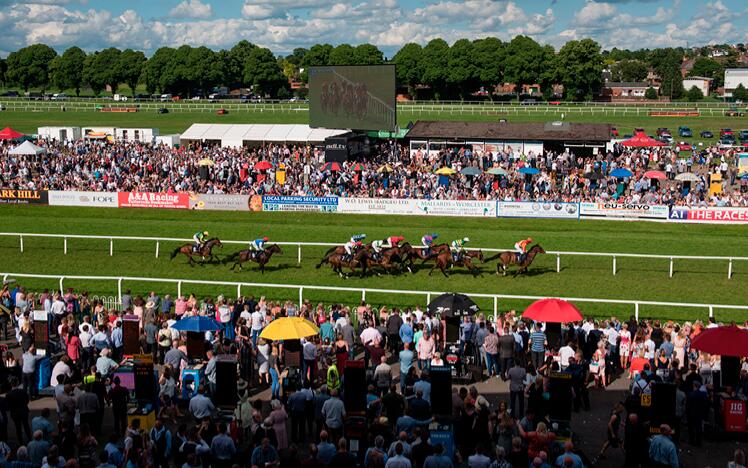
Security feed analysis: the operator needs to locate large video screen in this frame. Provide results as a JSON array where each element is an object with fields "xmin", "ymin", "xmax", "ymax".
[{"xmin": 309, "ymin": 65, "xmax": 396, "ymax": 131}]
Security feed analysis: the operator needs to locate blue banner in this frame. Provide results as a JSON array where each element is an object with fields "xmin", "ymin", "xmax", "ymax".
[{"xmin": 261, "ymin": 195, "xmax": 339, "ymax": 212}]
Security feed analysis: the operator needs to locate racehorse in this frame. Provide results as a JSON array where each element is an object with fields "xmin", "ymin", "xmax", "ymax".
[
  {"xmin": 493, "ymin": 244, "xmax": 546, "ymax": 276},
  {"xmin": 366, "ymin": 247, "xmax": 407, "ymax": 275},
  {"xmin": 170, "ymin": 238, "xmax": 223, "ymax": 266},
  {"xmin": 224, "ymin": 244, "xmax": 283, "ymax": 274},
  {"xmin": 316, "ymin": 248, "xmax": 370, "ymax": 278},
  {"xmin": 429, "ymin": 250, "xmax": 484, "ymax": 277}
]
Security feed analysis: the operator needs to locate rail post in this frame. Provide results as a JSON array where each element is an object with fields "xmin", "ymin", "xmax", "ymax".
[
  {"xmin": 728, "ymin": 259, "xmax": 733, "ymax": 279},
  {"xmin": 64, "ymin": 237, "xmax": 68, "ymax": 255},
  {"xmin": 556, "ymin": 254, "xmax": 560, "ymax": 273},
  {"xmin": 635, "ymin": 302, "xmax": 639, "ymax": 320},
  {"xmin": 117, "ymin": 278, "xmax": 122, "ymax": 303},
  {"xmin": 155, "ymin": 242, "xmax": 160, "ymax": 258},
  {"xmin": 237, "ymin": 284, "xmax": 241, "ymax": 299},
  {"xmin": 613, "ymin": 256, "xmax": 617, "ymax": 275},
  {"xmin": 426, "ymin": 292, "xmax": 431, "ymax": 304},
  {"xmin": 19, "ymin": 235, "xmax": 23, "ymax": 253},
  {"xmin": 59, "ymin": 276, "xmax": 64, "ymax": 292},
  {"xmin": 299, "ymin": 287, "xmax": 303, "ymax": 306},
  {"xmin": 297, "ymin": 245, "xmax": 302, "ymax": 264},
  {"xmin": 110, "ymin": 239, "xmax": 113, "ymax": 256},
  {"xmin": 669, "ymin": 258, "xmax": 673, "ymax": 278},
  {"xmin": 177, "ymin": 281, "xmax": 182, "ymax": 298},
  {"xmin": 493, "ymin": 296, "xmax": 498, "ymax": 317},
  {"xmin": 709, "ymin": 306, "xmax": 714, "ymax": 318},
  {"xmin": 361, "ymin": 289, "xmax": 366, "ymax": 302}
]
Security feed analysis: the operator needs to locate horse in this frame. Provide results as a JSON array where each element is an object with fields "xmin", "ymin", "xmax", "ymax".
[
  {"xmin": 224, "ymin": 244, "xmax": 283, "ymax": 274},
  {"xmin": 429, "ymin": 250, "xmax": 483, "ymax": 277},
  {"xmin": 316, "ymin": 248, "xmax": 370, "ymax": 278},
  {"xmin": 493, "ymin": 244, "xmax": 546, "ymax": 276},
  {"xmin": 366, "ymin": 246, "xmax": 407, "ymax": 275},
  {"xmin": 170, "ymin": 238, "xmax": 223, "ymax": 266}
]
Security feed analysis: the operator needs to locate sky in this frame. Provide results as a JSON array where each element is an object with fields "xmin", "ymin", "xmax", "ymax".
[{"xmin": 0, "ymin": 0, "xmax": 747, "ymax": 57}]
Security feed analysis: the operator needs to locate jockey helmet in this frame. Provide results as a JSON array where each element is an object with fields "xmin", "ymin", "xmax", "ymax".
[
  {"xmin": 397, "ymin": 236, "xmax": 405, "ymax": 242},
  {"xmin": 527, "ymin": 237, "xmax": 533, "ymax": 243},
  {"xmin": 463, "ymin": 237, "xmax": 470, "ymax": 243},
  {"xmin": 431, "ymin": 233, "xmax": 438, "ymax": 238},
  {"xmin": 203, "ymin": 231, "xmax": 209, "ymax": 236},
  {"xmin": 263, "ymin": 236, "xmax": 269, "ymax": 241}
]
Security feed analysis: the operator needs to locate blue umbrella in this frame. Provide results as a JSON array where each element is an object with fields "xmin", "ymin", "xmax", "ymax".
[
  {"xmin": 610, "ymin": 168, "xmax": 633, "ymax": 178},
  {"xmin": 518, "ymin": 167, "xmax": 540, "ymax": 175},
  {"xmin": 741, "ymin": 173, "xmax": 748, "ymax": 180},
  {"xmin": 171, "ymin": 315, "xmax": 222, "ymax": 332}
]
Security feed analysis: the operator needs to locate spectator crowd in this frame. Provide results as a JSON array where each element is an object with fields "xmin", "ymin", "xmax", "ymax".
[{"xmin": 0, "ymin": 280, "xmax": 747, "ymax": 468}]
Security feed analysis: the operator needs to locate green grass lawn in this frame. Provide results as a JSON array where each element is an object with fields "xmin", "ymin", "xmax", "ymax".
[
  {"xmin": 2, "ymin": 107, "xmax": 748, "ymax": 139},
  {"xmin": 0, "ymin": 205, "xmax": 746, "ymax": 322}
]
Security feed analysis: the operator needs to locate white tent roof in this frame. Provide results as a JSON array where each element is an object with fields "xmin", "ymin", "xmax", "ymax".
[
  {"xmin": 180, "ymin": 124, "xmax": 348, "ymax": 144},
  {"xmin": 8, "ymin": 141, "xmax": 46, "ymax": 155}
]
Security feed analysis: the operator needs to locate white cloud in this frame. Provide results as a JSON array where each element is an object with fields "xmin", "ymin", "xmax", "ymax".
[
  {"xmin": 573, "ymin": 1, "xmax": 617, "ymax": 27},
  {"xmin": 169, "ymin": 0, "xmax": 212, "ymax": 20}
]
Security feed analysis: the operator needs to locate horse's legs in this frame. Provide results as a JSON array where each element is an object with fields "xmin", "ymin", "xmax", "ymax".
[{"xmin": 441, "ymin": 265, "xmax": 449, "ymax": 278}]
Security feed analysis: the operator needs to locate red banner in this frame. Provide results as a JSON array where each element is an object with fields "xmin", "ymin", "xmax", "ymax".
[
  {"xmin": 723, "ymin": 399, "xmax": 747, "ymax": 432},
  {"xmin": 117, "ymin": 192, "xmax": 189, "ymax": 209}
]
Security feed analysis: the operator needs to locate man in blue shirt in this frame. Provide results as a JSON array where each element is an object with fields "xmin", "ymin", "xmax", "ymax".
[
  {"xmin": 423, "ymin": 443, "xmax": 453, "ymax": 468},
  {"xmin": 111, "ymin": 321, "xmax": 124, "ymax": 361},
  {"xmin": 251, "ymin": 437, "xmax": 279, "ymax": 468},
  {"xmin": 659, "ymin": 334, "xmax": 674, "ymax": 359},
  {"xmin": 399, "ymin": 318, "xmax": 414, "ymax": 346},
  {"xmin": 316, "ymin": 430, "xmax": 336, "ymax": 466},
  {"xmin": 555, "ymin": 441, "xmax": 585, "ymax": 468},
  {"xmin": 648, "ymin": 424, "xmax": 679, "ymax": 468},
  {"xmin": 399, "ymin": 343, "xmax": 415, "ymax": 393},
  {"xmin": 320, "ymin": 321, "xmax": 335, "ymax": 343}
]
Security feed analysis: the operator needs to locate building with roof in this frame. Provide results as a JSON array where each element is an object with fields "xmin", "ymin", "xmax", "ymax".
[
  {"xmin": 682, "ymin": 76, "xmax": 713, "ymax": 97},
  {"xmin": 179, "ymin": 124, "xmax": 348, "ymax": 148},
  {"xmin": 405, "ymin": 121, "xmax": 612, "ymax": 157},
  {"xmin": 724, "ymin": 68, "xmax": 748, "ymax": 97},
  {"xmin": 602, "ymin": 82, "xmax": 658, "ymax": 99}
]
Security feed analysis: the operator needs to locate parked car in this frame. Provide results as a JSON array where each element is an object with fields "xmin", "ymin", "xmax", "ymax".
[
  {"xmin": 724, "ymin": 107, "xmax": 745, "ymax": 117},
  {"xmin": 0, "ymin": 103, "xmax": 5, "ymax": 111},
  {"xmin": 720, "ymin": 128, "xmax": 734, "ymax": 137},
  {"xmin": 738, "ymin": 129, "xmax": 748, "ymax": 141},
  {"xmin": 157, "ymin": 107, "xmax": 169, "ymax": 114},
  {"xmin": 700, "ymin": 130, "xmax": 714, "ymax": 138},
  {"xmin": 677, "ymin": 126, "xmax": 692, "ymax": 137},
  {"xmin": 676, "ymin": 142, "xmax": 693, "ymax": 151},
  {"xmin": 656, "ymin": 127, "xmax": 670, "ymax": 136},
  {"xmin": 2, "ymin": 90, "xmax": 19, "ymax": 97},
  {"xmin": 51, "ymin": 93, "xmax": 68, "ymax": 101},
  {"xmin": 159, "ymin": 94, "xmax": 173, "ymax": 102}
]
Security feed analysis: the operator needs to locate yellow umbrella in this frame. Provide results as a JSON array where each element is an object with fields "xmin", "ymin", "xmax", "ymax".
[
  {"xmin": 259, "ymin": 317, "xmax": 320, "ymax": 341},
  {"xmin": 198, "ymin": 158, "xmax": 215, "ymax": 166},
  {"xmin": 377, "ymin": 164, "xmax": 394, "ymax": 173},
  {"xmin": 435, "ymin": 167, "xmax": 456, "ymax": 175}
]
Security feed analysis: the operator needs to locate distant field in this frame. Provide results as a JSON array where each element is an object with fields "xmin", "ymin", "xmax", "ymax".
[{"xmin": 1, "ymin": 205, "xmax": 747, "ymax": 323}]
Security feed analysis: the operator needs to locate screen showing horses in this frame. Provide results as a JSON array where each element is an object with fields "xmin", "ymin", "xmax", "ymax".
[{"xmin": 309, "ymin": 65, "xmax": 396, "ymax": 131}]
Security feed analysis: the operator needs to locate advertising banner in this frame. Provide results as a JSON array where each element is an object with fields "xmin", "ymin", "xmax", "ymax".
[
  {"xmin": 669, "ymin": 206, "xmax": 748, "ymax": 223},
  {"xmin": 580, "ymin": 202, "xmax": 669, "ymax": 220},
  {"xmin": 48, "ymin": 190, "xmax": 118, "ymax": 208},
  {"xmin": 117, "ymin": 192, "xmax": 189, "ymax": 209},
  {"xmin": 261, "ymin": 195, "xmax": 338, "ymax": 212},
  {"xmin": 724, "ymin": 400, "xmax": 747, "ymax": 432},
  {"xmin": 499, "ymin": 201, "xmax": 579, "ymax": 219},
  {"xmin": 412, "ymin": 199, "xmax": 497, "ymax": 217},
  {"xmin": 338, "ymin": 197, "xmax": 415, "ymax": 215},
  {"xmin": 0, "ymin": 189, "xmax": 48, "ymax": 205},
  {"xmin": 188, "ymin": 193, "xmax": 250, "ymax": 211}
]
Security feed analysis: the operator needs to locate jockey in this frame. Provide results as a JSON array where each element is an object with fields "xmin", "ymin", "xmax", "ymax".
[
  {"xmin": 450, "ymin": 237, "xmax": 469, "ymax": 262},
  {"xmin": 382, "ymin": 235, "xmax": 404, "ymax": 250},
  {"xmin": 421, "ymin": 233, "xmax": 438, "ymax": 256},
  {"xmin": 250, "ymin": 236, "xmax": 269, "ymax": 256},
  {"xmin": 344, "ymin": 234, "xmax": 366, "ymax": 259},
  {"xmin": 193, "ymin": 231, "xmax": 209, "ymax": 252},
  {"xmin": 514, "ymin": 237, "xmax": 533, "ymax": 262}
]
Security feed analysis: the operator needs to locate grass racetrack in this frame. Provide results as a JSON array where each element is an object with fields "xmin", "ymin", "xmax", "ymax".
[{"xmin": 0, "ymin": 205, "xmax": 747, "ymax": 322}]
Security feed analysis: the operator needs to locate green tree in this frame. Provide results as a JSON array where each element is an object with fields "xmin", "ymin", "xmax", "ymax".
[
  {"xmin": 352, "ymin": 44, "xmax": 384, "ymax": 65},
  {"xmin": 655, "ymin": 49, "xmax": 684, "ymax": 99},
  {"xmin": 645, "ymin": 87, "xmax": 658, "ymax": 100},
  {"xmin": 391, "ymin": 43, "xmax": 423, "ymax": 98},
  {"xmin": 689, "ymin": 57, "xmax": 723, "ymax": 88},
  {"xmin": 471, "ymin": 37, "xmax": 504, "ymax": 94},
  {"xmin": 329, "ymin": 44, "xmax": 356, "ymax": 65},
  {"xmin": 447, "ymin": 39, "xmax": 479, "ymax": 100},
  {"xmin": 51, "ymin": 46, "xmax": 86, "ymax": 95},
  {"xmin": 160, "ymin": 46, "xmax": 193, "ymax": 96},
  {"xmin": 82, "ymin": 48, "xmax": 122, "ymax": 95},
  {"xmin": 286, "ymin": 48, "xmax": 308, "ymax": 67},
  {"xmin": 733, "ymin": 83, "xmax": 748, "ymax": 101},
  {"xmin": 243, "ymin": 47, "xmax": 287, "ymax": 97},
  {"xmin": 187, "ymin": 47, "xmax": 224, "ymax": 97},
  {"xmin": 118, "ymin": 49, "xmax": 146, "ymax": 96},
  {"xmin": 143, "ymin": 47, "xmax": 174, "ymax": 94},
  {"xmin": 0, "ymin": 58, "xmax": 5, "ymax": 86},
  {"xmin": 555, "ymin": 39, "xmax": 604, "ymax": 101},
  {"xmin": 686, "ymin": 85, "xmax": 704, "ymax": 102},
  {"xmin": 420, "ymin": 38, "xmax": 450, "ymax": 99},
  {"xmin": 503, "ymin": 36, "xmax": 550, "ymax": 90},
  {"xmin": 300, "ymin": 44, "xmax": 333, "ymax": 82},
  {"xmin": 227, "ymin": 40, "xmax": 256, "ymax": 87},
  {"xmin": 5, "ymin": 43, "xmax": 58, "ymax": 92},
  {"xmin": 610, "ymin": 59, "xmax": 648, "ymax": 82}
]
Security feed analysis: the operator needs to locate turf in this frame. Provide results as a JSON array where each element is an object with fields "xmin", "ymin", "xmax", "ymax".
[
  {"xmin": 1, "ymin": 108, "xmax": 748, "ymax": 141},
  {"xmin": 0, "ymin": 205, "xmax": 746, "ymax": 323}
]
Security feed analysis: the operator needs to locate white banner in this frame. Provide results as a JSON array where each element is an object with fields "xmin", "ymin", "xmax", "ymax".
[
  {"xmin": 338, "ymin": 198, "xmax": 496, "ymax": 217},
  {"xmin": 669, "ymin": 206, "xmax": 748, "ymax": 223},
  {"xmin": 189, "ymin": 193, "xmax": 250, "ymax": 211},
  {"xmin": 48, "ymin": 190, "xmax": 118, "ymax": 208},
  {"xmin": 580, "ymin": 202, "xmax": 669, "ymax": 220},
  {"xmin": 499, "ymin": 201, "xmax": 579, "ymax": 219}
]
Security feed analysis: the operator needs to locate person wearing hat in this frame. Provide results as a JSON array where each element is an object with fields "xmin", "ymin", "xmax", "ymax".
[
  {"xmin": 648, "ymin": 424, "xmax": 679, "ymax": 468},
  {"xmin": 234, "ymin": 381, "xmax": 252, "ymax": 441},
  {"xmin": 514, "ymin": 237, "xmax": 534, "ymax": 263}
]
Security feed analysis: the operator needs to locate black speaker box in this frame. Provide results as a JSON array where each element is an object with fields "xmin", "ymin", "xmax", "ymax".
[
  {"xmin": 430, "ymin": 365, "xmax": 452, "ymax": 416},
  {"xmin": 651, "ymin": 383, "xmax": 676, "ymax": 429},
  {"xmin": 549, "ymin": 372, "xmax": 573, "ymax": 421},
  {"xmin": 214, "ymin": 355, "xmax": 238, "ymax": 407},
  {"xmin": 344, "ymin": 360, "xmax": 366, "ymax": 413},
  {"xmin": 721, "ymin": 356, "xmax": 740, "ymax": 389}
]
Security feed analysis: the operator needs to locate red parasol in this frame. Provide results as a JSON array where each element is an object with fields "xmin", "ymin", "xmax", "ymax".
[
  {"xmin": 690, "ymin": 325, "xmax": 748, "ymax": 357},
  {"xmin": 522, "ymin": 298, "xmax": 583, "ymax": 323},
  {"xmin": 0, "ymin": 127, "xmax": 24, "ymax": 140},
  {"xmin": 620, "ymin": 131, "xmax": 667, "ymax": 147},
  {"xmin": 321, "ymin": 162, "xmax": 342, "ymax": 172},
  {"xmin": 644, "ymin": 170, "xmax": 667, "ymax": 180},
  {"xmin": 351, "ymin": 163, "xmax": 365, "ymax": 171},
  {"xmin": 254, "ymin": 161, "xmax": 272, "ymax": 170}
]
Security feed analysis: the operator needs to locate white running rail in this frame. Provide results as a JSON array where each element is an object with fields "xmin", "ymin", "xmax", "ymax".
[
  {"xmin": 2, "ymin": 272, "xmax": 747, "ymax": 321},
  {"xmin": 0, "ymin": 232, "xmax": 745, "ymax": 279}
]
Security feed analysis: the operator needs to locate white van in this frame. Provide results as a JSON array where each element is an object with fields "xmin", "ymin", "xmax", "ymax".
[{"xmin": 160, "ymin": 94, "xmax": 173, "ymax": 102}]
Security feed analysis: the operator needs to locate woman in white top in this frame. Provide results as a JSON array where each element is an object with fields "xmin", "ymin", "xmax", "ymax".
[
  {"xmin": 430, "ymin": 352, "xmax": 444, "ymax": 367},
  {"xmin": 257, "ymin": 338, "xmax": 271, "ymax": 385}
]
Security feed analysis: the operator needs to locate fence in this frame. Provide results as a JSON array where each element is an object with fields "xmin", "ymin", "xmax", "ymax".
[
  {"xmin": 1, "ymin": 232, "xmax": 744, "ymax": 279},
  {"xmin": 2, "ymin": 272, "xmax": 746, "ymax": 320}
]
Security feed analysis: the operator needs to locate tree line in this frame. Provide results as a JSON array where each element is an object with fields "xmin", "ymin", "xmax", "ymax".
[{"xmin": 0, "ymin": 37, "xmax": 738, "ymax": 100}]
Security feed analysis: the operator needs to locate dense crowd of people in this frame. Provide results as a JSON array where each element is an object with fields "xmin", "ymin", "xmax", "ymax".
[
  {"xmin": 1, "ymin": 138, "xmax": 746, "ymax": 206},
  {"xmin": 0, "ymin": 281, "xmax": 747, "ymax": 468}
]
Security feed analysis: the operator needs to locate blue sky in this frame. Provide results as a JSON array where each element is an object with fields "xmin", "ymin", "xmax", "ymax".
[{"xmin": 0, "ymin": 0, "xmax": 746, "ymax": 57}]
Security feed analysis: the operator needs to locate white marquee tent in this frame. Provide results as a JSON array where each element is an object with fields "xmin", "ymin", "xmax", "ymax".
[
  {"xmin": 8, "ymin": 141, "xmax": 46, "ymax": 156},
  {"xmin": 180, "ymin": 124, "xmax": 349, "ymax": 148}
]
